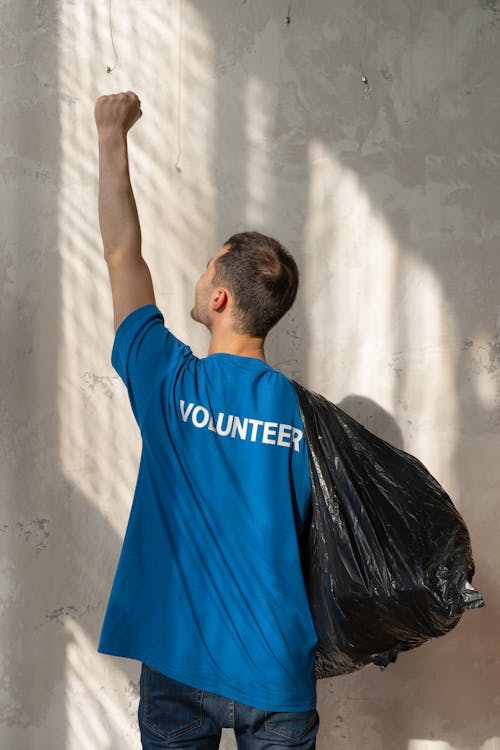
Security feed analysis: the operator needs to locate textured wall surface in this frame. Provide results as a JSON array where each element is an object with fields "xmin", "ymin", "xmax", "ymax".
[{"xmin": 1, "ymin": 1, "xmax": 499, "ymax": 748}]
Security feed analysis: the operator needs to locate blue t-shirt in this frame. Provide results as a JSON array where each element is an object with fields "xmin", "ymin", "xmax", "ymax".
[{"xmin": 97, "ymin": 304, "xmax": 318, "ymax": 711}]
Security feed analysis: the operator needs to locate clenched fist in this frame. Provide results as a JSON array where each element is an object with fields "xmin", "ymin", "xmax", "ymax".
[{"xmin": 94, "ymin": 91, "xmax": 142, "ymax": 137}]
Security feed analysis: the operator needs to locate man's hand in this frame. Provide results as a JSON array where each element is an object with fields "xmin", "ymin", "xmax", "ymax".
[{"xmin": 94, "ymin": 91, "xmax": 142, "ymax": 138}]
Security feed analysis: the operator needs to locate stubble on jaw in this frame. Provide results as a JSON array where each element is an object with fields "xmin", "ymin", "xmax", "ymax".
[
  {"xmin": 190, "ymin": 283, "xmax": 212, "ymax": 327},
  {"xmin": 190, "ymin": 246, "xmax": 227, "ymax": 326}
]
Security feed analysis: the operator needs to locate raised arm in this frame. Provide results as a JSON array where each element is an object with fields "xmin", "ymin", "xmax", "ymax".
[{"xmin": 95, "ymin": 91, "xmax": 155, "ymax": 333}]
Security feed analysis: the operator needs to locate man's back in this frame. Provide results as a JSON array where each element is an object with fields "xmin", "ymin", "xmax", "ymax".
[{"xmin": 98, "ymin": 304, "xmax": 318, "ymax": 712}]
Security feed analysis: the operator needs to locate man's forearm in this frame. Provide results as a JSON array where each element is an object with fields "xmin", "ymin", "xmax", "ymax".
[{"xmin": 98, "ymin": 132, "xmax": 141, "ymax": 259}]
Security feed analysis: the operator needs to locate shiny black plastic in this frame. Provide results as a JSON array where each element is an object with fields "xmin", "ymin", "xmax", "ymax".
[{"xmin": 291, "ymin": 381, "xmax": 485, "ymax": 679}]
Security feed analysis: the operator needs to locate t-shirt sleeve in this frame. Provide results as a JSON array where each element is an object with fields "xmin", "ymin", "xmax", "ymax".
[{"xmin": 111, "ymin": 304, "xmax": 193, "ymax": 429}]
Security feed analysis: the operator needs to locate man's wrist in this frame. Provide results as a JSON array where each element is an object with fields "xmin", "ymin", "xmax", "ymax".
[
  {"xmin": 98, "ymin": 128, "xmax": 127, "ymax": 148},
  {"xmin": 98, "ymin": 129, "xmax": 130, "ymax": 180}
]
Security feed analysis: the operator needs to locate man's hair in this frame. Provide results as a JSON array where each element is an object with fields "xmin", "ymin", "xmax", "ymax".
[{"xmin": 213, "ymin": 231, "xmax": 299, "ymax": 338}]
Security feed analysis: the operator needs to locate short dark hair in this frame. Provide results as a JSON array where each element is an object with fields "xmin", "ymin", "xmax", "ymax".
[{"xmin": 213, "ymin": 231, "xmax": 299, "ymax": 338}]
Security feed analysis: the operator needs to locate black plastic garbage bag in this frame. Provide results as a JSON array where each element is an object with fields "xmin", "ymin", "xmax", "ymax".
[{"xmin": 291, "ymin": 380, "xmax": 485, "ymax": 680}]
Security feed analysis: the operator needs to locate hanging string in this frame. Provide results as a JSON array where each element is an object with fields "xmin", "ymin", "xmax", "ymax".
[
  {"xmin": 104, "ymin": 0, "xmax": 183, "ymax": 172},
  {"xmin": 106, "ymin": 0, "xmax": 117, "ymax": 72},
  {"xmin": 175, "ymin": 0, "xmax": 184, "ymax": 173}
]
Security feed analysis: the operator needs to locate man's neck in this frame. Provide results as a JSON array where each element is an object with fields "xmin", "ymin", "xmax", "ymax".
[{"xmin": 207, "ymin": 330, "xmax": 266, "ymax": 361}]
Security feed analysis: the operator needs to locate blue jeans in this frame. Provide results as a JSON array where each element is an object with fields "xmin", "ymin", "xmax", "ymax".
[{"xmin": 138, "ymin": 663, "xmax": 320, "ymax": 749}]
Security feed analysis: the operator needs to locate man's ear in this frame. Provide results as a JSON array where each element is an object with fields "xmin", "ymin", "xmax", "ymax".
[{"xmin": 212, "ymin": 287, "xmax": 228, "ymax": 313}]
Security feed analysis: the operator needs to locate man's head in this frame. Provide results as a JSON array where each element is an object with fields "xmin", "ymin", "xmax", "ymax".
[{"xmin": 191, "ymin": 231, "xmax": 299, "ymax": 339}]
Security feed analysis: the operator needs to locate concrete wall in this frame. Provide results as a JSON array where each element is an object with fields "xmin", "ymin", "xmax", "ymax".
[{"xmin": 1, "ymin": 0, "xmax": 498, "ymax": 747}]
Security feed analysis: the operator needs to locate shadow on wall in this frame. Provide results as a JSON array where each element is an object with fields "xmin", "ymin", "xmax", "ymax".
[
  {"xmin": 336, "ymin": 395, "xmax": 405, "ymax": 449},
  {"xmin": 1, "ymin": 0, "xmax": 72, "ymax": 747}
]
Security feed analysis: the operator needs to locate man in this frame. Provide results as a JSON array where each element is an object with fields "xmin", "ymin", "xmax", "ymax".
[{"xmin": 95, "ymin": 91, "xmax": 320, "ymax": 750}]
